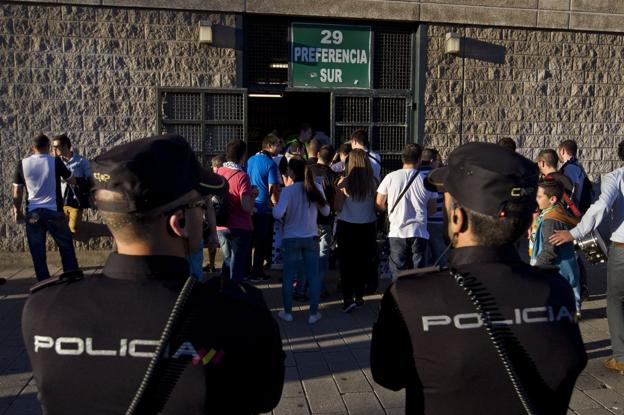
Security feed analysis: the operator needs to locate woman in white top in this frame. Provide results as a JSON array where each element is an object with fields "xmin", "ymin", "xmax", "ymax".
[
  {"xmin": 273, "ymin": 158, "xmax": 330, "ymax": 324},
  {"xmin": 334, "ymin": 149, "xmax": 379, "ymax": 313}
]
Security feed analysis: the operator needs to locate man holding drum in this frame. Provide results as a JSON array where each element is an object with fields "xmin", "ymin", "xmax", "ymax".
[{"xmin": 551, "ymin": 140, "xmax": 624, "ymax": 374}]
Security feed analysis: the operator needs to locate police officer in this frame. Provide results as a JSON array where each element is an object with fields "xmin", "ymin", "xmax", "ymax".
[
  {"xmin": 370, "ymin": 142, "xmax": 586, "ymax": 414},
  {"xmin": 22, "ymin": 134, "xmax": 285, "ymax": 414}
]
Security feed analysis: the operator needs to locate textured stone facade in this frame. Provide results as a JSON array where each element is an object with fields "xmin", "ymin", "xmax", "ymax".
[
  {"xmin": 0, "ymin": 3, "xmax": 240, "ymax": 251},
  {"xmin": 423, "ymin": 24, "xmax": 624, "ymax": 180}
]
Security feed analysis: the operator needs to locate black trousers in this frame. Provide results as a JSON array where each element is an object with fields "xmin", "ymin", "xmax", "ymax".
[{"xmin": 336, "ymin": 220, "xmax": 378, "ymax": 305}]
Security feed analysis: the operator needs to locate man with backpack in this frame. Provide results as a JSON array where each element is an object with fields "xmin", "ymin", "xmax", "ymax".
[
  {"xmin": 558, "ymin": 139, "xmax": 594, "ymax": 214},
  {"xmin": 375, "ymin": 143, "xmax": 437, "ymax": 279},
  {"xmin": 215, "ymin": 139, "xmax": 258, "ymax": 282}
]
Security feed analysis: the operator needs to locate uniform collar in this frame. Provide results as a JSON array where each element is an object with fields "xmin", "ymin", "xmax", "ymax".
[
  {"xmin": 448, "ymin": 244, "xmax": 521, "ymax": 268},
  {"xmin": 103, "ymin": 253, "xmax": 189, "ymax": 281}
]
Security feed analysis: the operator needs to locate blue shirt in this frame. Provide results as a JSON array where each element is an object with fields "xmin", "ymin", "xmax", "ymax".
[
  {"xmin": 570, "ymin": 167, "xmax": 624, "ymax": 243},
  {"xmin": 61, "ymin": 152, "xmax": 92, "ymax": 208},
  {"xmin": 246, "ymin": 151, "xmax": 279, "ymax": 214},
  {"xmin": 561, "ymin": 157, "xmax": 586, "ymax": 208}
]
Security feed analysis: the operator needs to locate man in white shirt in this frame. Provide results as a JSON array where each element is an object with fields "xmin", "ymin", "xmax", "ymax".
[
  {"xmin": 550, "ymin": 140, "xmax": 624, "ymax": 374},
  {"xmin": 350, "ymin": 129, "xmax": 382, "ymax": 180},
  {"xmin": 12, "ymin": 134, "xmax": 79, "ymax": 281},
  {"xmin": 376, "ymin": 143, "xmax": 438, "ymax": 279}
]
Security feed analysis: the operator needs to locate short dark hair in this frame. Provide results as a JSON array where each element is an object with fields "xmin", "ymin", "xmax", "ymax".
[
  {"xmin": 32, "ymin": 133, "xmax": 50, "ymax": 150},
  {"xmin": 539, "ymin": 179, "xmax": 564, "ymax": 203},
  {"xmin": 96, "ymin": 190, "xmax": 160, "ymax": 243},
  {"xmin": 308, "ymin": 138, "xmax": 321, "ymax": 156},
  {"xmin": 537, "ymin": 149, "xmax": 558, "ymax": 168},
  {"xmin": 350, "ymin": 129, "xmax": 369, "ymax": 147},
  {"xmin": 402, "ymin": 143, "xmax": 423, "ymax": 165},
  {"xmin": 619, "ymin": 140, "xmax": 624, "ymax": 161},
  {"xmin": 465, "ymin": 205, "xmax": 533, "ymax": 247},
  {"xmin": 318, "ymin": 144, "xmax": 335, "ymax": 164},
  {"xmin": 497, "ymin": 137, "xmax": 517, "ymax": 152},
  {"xmin": 421, "ymin": 148, "xmax": 439, "ymax": 166},
  {"xmin": 262, "ymin": 133, "xmax": 280, "ymax": 149},
  {"xmin": 339, "ymin": 142, "xmax": 352, "ymax": 155},
  {"xmin": 52, "ymin": 133, "xmax": 71, "ymax": 148},
  {"xmin": 225, "ymin": 139, "xmax": 247, "ymax": 163},
  {"xmin": 558, "ymin": 139, "xmax": 578, "ymax": 156}
]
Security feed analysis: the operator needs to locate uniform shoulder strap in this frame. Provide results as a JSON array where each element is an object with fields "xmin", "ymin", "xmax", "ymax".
[{"xmin": 30, "ymin": 270, "xmax": 84, "ymax": 294}]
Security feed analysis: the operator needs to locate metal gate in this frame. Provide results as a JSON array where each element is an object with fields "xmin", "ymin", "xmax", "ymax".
[
  {"xmin": 332, "ymin": 93, "xmax": 411, "ymax": 176},
  {"xmin": 157, "ymin": 88, "xmax": 247, "ymax": 166}
]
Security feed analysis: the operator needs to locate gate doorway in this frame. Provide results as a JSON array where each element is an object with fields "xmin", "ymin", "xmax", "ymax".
[{"xmin": 247, "ymin": 91, "xmax": 331, "ymax": 153}]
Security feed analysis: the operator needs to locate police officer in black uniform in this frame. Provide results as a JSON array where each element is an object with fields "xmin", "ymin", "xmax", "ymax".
[
  {"xmin": 22, "ymin": 134, "xmax": 285, "ymax": 414},
  {"xmin": 370, "ymin": 142, "xmax": 587, "ymax": 414}
]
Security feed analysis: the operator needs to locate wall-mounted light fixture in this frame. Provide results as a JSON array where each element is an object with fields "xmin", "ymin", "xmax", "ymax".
[
  {"xmin": 445, "ymin": 32, "xmax": 461, "ymax": 55},
  {"xmin": 248, "ymin": 93, "xmax": 284, "ymax": 98},
  {"xmin": 199, "ymin": 21, "xmax": 213, "ymax": 44}
]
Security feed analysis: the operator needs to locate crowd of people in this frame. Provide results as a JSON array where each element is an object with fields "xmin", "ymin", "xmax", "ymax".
[{"xmin": 9, "ymin": 125, "xmax": 624, "ymax": 414}]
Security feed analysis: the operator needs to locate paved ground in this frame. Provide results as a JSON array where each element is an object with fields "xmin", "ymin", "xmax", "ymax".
[{"xmin": 0, "ymin": 259, "xmax": 621, "ymax": 415}]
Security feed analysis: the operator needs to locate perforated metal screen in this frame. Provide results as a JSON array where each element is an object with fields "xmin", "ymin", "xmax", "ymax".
[{"xmin": 158, "ymin": 89, "xmax": 246, "ymax": 165}]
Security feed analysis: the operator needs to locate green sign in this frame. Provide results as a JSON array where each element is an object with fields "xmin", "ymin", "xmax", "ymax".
[{"xmin": 291, "ymin": 23, "xmax": 371, "ymax": 89}]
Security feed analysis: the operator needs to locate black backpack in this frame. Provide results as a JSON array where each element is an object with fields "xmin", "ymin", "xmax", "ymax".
[
  {"xmin": 578, "ymin": 174, "xmax": 594, "ymax": 214},
  {"xmin": 211, "ymin": 170, "xmax": 240, "ymax": 227}
]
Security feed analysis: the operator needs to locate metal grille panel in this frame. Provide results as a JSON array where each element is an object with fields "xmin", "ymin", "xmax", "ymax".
[
  {"xmin": 373, "ymin": 97, "xmax": 407, "ymax": 123},
  {"xmin": 373, "ymin": 126, "xmax": 407, "ymax": 153},
  {"xmin": 246, "ymin": 18, "xmax": 288, "ymax": 86},
  {"xmin": 205, "ymin": 125, "xmax": 244, "ymax": 154},
  {"xmin": 205, "ymin": 94, "xmax": 244, "ymax": 121},
  {"xmin": 374, "ymin": 29, "xmax": 411, "ymax": 90},
  {"xmin": 162, "ymin": 93, "xmax": 201, "ymax": 121},
  {"xmin": 164, "ymin": 123, "xmax": 203, "ymax": 152},
  {"xmin": 335, "ymin": 96, "xmax": 370, "ymax": 123},
  {"xmin": 334, "ymin": 125, "xmax": 369, "ymax": 144},
  {"xmin": 381, "ymin": 154, "xmax": 402, "ymax": 177}
]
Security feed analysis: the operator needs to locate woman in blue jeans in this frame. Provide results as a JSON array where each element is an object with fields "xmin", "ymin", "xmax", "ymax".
[{"xmin": 273, "ymin": 158, "xmax": 330, "ymax": 324}]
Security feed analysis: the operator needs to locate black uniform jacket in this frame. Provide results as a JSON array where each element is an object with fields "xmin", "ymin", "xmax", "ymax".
[
  {"xmin": 22, "ymin": 254, "xmax": 285, "ymax": 415},
  {"xmin": 371, "ymin": 245, "xmax": 587, "ymax": 414}
]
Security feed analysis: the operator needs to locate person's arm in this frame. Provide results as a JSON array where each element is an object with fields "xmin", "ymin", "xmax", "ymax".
[
  {"xmin": 272, "ymin": 187, "xmax": 287, "ymax": 220},
  {"xmin": 427, "ymin": 196, "xmax": 437, "ymax": 217},
  {"xmin": 268, "ymin": 162, "xmax": 281, "ymax": 205},
  {"xmin": 371, "ymin": 287, "xmax": 419, "ymax": 392},
  {"xmin": 12, "ymin": 161, "xmax": 25, "ymax": 222},
  {"xmin": 204, "ymin": 201, "xmax": 219, "ymax": 249},
  {"xmin": 317, "ymin": 184, "xmax": 330, "ymax": 217},
  {"xmin": 239, "ymin": 175, "xmax": 257, "ymax": 215},
  {"xmin": 55, "ymin": 157, "xmax": 76, "ymax": 185},
  {"xmin": 550, "ymin": 172, "xmax": 619, "ymax": 245},
  {"xmin": 535, "ymin": 220, "xmax": 559, "ymax": 266},
  {"xmin": 334, "ymin": 177, "xmax": 347, "ymax": 212},
  {"xmin": 376, "ymin": 193, "xmax": 388, "ymax": 212}
]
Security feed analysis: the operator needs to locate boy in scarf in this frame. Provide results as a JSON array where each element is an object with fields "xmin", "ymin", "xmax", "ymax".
[{"xmin": 530, "ymin": 179, "xmax": 581, "ymax": 310}]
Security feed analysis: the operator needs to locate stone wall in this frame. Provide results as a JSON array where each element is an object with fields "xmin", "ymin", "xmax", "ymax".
[
  {"xmin": 423, "ymin": 24, "xmax": 624, "ymax": 180},
  {"xmin": 0, "ymin": 2, "xmax": 240, "ymax": 251},
  {"xmin": 9, "ymin": 1, "xmax": 624, "ymax": 34}
]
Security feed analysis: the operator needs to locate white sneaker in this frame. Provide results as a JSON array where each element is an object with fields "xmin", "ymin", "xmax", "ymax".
[
  {"xmin": 308, "ymin": 312, "xmax": 322, "ymax": 324},
  {"xmin": 278, "ymin": 311, "xmax": 293, "ymax": 322}
]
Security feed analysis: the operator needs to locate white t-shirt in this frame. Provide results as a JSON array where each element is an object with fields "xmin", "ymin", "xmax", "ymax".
[
  {"xmin": 272, "ymin": 182, "xmax": 330, "ymax": 239},
  {"xmin": 377, "ymin": 168, "xmax": 438, "ymax": 238}
]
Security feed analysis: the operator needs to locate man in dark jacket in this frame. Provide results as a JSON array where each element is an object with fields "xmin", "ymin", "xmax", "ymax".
[
  {"xmin": 22, "ymin": 134, "xmax": 285, "ymax": 415},
  {"xmin": 371, "ymin": 142, "xmax": 587, "ymax": 414}
]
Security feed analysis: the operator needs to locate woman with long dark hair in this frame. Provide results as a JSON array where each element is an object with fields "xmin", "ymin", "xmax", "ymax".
[
  {"xmin": 334, "ymin": 149, "xmax": 379, "ymax": 312},
  {"xmin": 273, "ymin": 158, "xmax": 330, "ymax": 324}
]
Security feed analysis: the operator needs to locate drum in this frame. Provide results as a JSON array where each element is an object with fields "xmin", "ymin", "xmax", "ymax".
[{"xmin": 574, "ymin": 231, "xmax": 609, "ymax": 264}]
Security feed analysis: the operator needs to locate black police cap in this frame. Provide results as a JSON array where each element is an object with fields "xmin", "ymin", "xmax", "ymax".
[
  {"xmin": 426, "ymin": 142, "xmax": 538, "ymax": 217},
  {"xmin": 91, "ymin": 134, "xmax": 226, "ymax": 215}
]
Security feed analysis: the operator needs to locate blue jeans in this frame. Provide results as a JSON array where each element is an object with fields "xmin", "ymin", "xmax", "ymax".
[
  {"xmin": 218, "ymin": 228, "xmax": 252, "ymax": 282},
  {"xmin": 607, "ymin": 244, "xmax": 624, "ymax": 362},
  {"xmin": 25, "ymin": 208, "xmax": 79, "ymax": 281},
  {"xmin": 388, "ymin": 237, "xmax": 427, "ymax": 280},
  {"xmin": 282, "ymin": 237, "xmax": 320, "ymax": 315},
  {"xmin": 296, "ymin": 224, "xmax": 332, "ymax": 295},
  {"xmin": 250, "ymin": 213, "xmax": 273, "ymax": 278}
]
